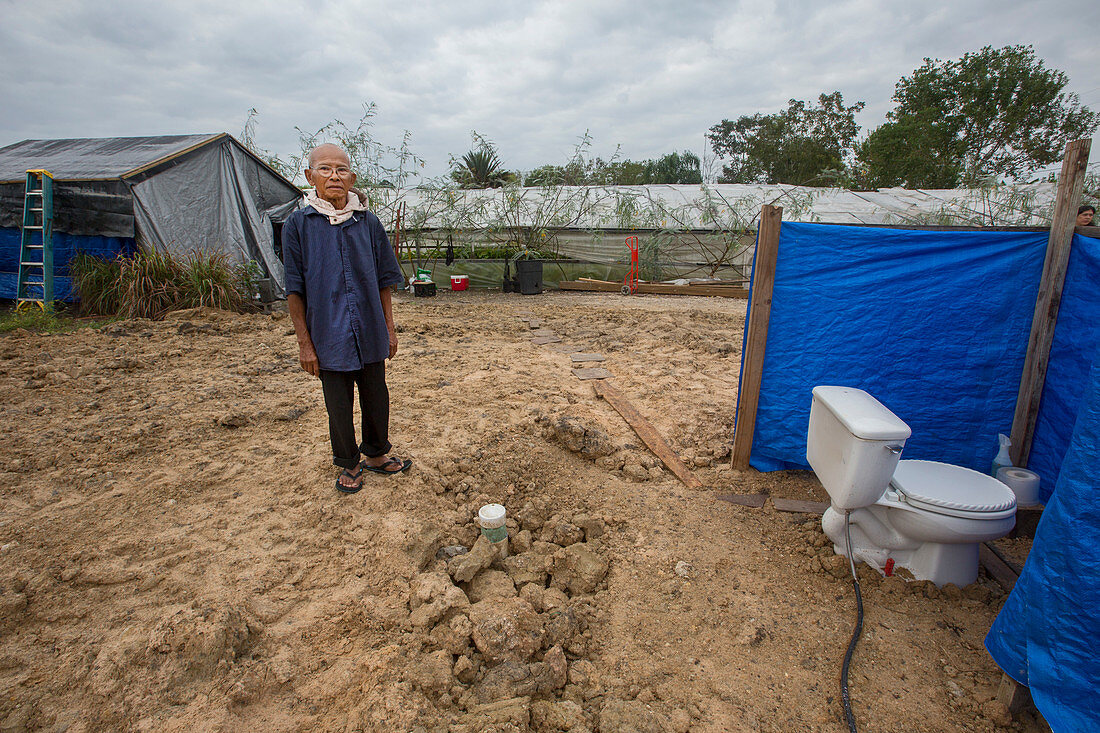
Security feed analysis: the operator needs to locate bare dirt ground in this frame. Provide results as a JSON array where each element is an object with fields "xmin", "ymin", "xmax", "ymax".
[{"xmin": 0, "ymin": 291, "xmax": 1043, "ymax": 732}]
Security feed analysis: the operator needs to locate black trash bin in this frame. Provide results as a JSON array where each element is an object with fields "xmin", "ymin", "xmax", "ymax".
[{"xmin": 515, "ymin": 259, "xmax": 543, "ymax": 295}]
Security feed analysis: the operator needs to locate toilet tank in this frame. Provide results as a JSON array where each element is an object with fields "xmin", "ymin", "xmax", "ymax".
[{"xmin": 806, "ymin": 386, "xmax": 912, "ymax": 510}]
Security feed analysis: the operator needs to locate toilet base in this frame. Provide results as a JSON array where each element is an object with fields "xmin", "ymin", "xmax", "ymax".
[
  {"xmin": 822, "ymin": 505, "xmax": 999, "ymax": 587},
  {"xmin": 829, "ymin": 538, "xmax": 980, "ymax": 588}
]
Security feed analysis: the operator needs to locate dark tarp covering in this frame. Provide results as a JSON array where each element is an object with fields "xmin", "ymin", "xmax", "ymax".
[
  {"xmin": 0, "ymin": 134, "xmax": 301, "ymax": 299},
  {"xmin": 0, "ymin": 180, "xmax": 133, "ymax": 237},
  {"xmin": 129, "ymin": 139, "xmax": 298, "ymax": 294},
  {"xmin": 985, "ymin": 345, "xmax": 1100, "ymax": 732},
  {"xmin": 0, "ymin": 134, "xmax": 218, "ymax": 182}
]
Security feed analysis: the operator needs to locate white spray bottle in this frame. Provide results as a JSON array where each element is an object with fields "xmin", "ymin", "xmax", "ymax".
[{"xmin": 991, "ymin": 434, "xmax": 1013, "ymax": 478}]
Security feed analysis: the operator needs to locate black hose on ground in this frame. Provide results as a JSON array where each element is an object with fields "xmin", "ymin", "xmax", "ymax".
[{"xmin": 841, "ymin": 511, "xmax": 863, "ymax": 733}]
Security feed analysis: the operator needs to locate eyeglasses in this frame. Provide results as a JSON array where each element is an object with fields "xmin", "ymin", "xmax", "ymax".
[{"xmin": 310, "ymin": 165, "xmax": 352, "ymax": 177}]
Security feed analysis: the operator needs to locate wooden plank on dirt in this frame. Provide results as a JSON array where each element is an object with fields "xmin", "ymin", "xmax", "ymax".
[
  {"xmin": 532, "ymin": 335, "xmax": 562, "ymax": 345},
  {"xmin": 531, "ymin": 329, "xmax": 557, "ymax": 337},
  {"xmin": 570, "ymin": 353, "xmax": 606, "ymax": 363},
  {"xmin": 979, "ymin": 542, "xmax": 1019, "ymax": 591},
  {"xmin": 1010, "ymin": 139, "xmax": 1091, "ymax": 466},
  {"xmin": 592, "ymin": 381, "xmax": 703, "ymax": 489},
  {"xmin": 731, "ymin": 204, "xmax": 783, "ymax": 470},
  {"xmin": 572, "ymin": 367, "xmax": 612, "ymax": 380},
  {"xmin": 771, "ymin": 498, "xmax": 829, "ymax": 515},
  {"xmin": 715, "ymin": 493, "xmax": 767, "ymax": 508},
  {"xmin": 996, "ymin": 672, "xmax": 1033, "ymax": 713},
  {"xmin": 558, "ymin": 280, "xmax": 749, "ymax": 298}
]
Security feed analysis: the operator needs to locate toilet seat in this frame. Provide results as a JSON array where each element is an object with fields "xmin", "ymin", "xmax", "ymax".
[{"xmin": 888, "ymin": 460, "xmax": 1017, "ymax": 520}]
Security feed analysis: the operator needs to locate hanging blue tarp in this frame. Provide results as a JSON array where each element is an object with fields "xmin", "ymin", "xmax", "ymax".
[
  {"xmin": 1027, "ymin": 234, "xmax": 1100, "ymax": 500},
  {"xmin": 0, "ymin": 226, "xmax": 136, "ymax": 301},
  {"xmin": 742, "ymin": 222, "xmax": 1049, "ymax": 473},
  {"xmin": 985, "ymin": 346, "xmax": 1100, "ymax": 732}
]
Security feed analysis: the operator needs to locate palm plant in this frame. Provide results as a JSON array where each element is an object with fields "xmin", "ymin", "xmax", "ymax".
[{"xmin": 453, "ymin": 144, "xmax": 509, "ymax": 189}]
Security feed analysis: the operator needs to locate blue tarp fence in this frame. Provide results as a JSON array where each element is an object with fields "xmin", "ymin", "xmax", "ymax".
[
  {"xmin": 740, "ymin": 223, "xmax": 1098, "ymax": 499},
  {"xmin": 737, "ymin": 222, "xmax": 1100, "ymax": 730},
  {"xmin": 985, "ymin": 347, "xmax": 1100, "ymax": 732},
  {"xmin": 0, "ymin": 226, "xmax": 136, "ymax": 301}
]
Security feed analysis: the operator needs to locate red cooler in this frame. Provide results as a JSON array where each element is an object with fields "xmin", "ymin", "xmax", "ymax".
[{"xmin": 450, "ymin": 275, "xmax": 469, "ymax": 291}]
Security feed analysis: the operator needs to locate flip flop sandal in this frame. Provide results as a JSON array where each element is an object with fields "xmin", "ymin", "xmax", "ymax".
[
  {"xmin": 363, "ymin": 457, "xmax": 413, "ymax": 476},
  {"xmin": 335, "ymin": 465, "xmax": 364, "ymax": 493}
]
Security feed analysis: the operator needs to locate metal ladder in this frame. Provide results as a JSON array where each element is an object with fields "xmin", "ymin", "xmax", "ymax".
[{"xmin": 17, "ymin": 169, "xmax": 54, "ymax": 309}]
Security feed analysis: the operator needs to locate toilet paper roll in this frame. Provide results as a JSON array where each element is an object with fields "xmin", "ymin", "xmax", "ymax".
[{"xmin": 996, "ymin": 467, "xmax": 1041, "ymax": 507}]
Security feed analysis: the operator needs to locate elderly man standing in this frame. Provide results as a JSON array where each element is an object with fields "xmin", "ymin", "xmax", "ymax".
[{"xmin": 283, "ymin": 143, "xmax": 411, "ymax": 493}]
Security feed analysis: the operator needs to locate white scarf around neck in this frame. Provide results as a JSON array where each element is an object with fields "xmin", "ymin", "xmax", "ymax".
[{"xmin": 305, "ymin": 189, "xmax": 365, "ymax": 225}]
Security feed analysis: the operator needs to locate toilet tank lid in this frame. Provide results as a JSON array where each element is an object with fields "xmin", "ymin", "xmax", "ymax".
[{"xmin": 811, "ymin": 386, "xmax": 912, "ymax": 441}]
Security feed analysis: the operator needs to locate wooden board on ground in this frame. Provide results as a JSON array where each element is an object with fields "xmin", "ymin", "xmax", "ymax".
[
  {"xmin": 592, "ymin": 381, "xmax": 703, "ymax": 489},
  {"xmin": 715, "ymin": 493, "xmax": 767, "ymax": 508},
  {"xmin": 548, "ymin": 343, "xmax": 583, "ymax": 353},
  {"xmin": 979, "ymin": 543, "xmax": 1019, "ymax": 591},
  {"xmin": 559, "ymin": 281, "xmax": 748, "ymax": 298},
  {"xmin": 570, "ymin": 353, "xmax": 606, "ymax": 363},
  {"xmin": 572, "ymin": 367, "xmax": 612, "ymax": 380},
  {"xmin": 771, "ymin": 498, "xmax": 829, "ymax": 515},
  {"xmin": 532, "ymin": 336, "xmax": 562, "ymax": 345},
  {"xmin": 531, "ymin": 329, "xmax": 557, "ymax": 337}
]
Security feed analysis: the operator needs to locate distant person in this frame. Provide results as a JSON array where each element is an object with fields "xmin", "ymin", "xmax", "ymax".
[
  {"xmin": 282, "ymin": 143, "xmax": 412, "ymax": 493},
  {"xmin": 1077, "ymin": 205, "xmax": 1095, "ymax": 227}
]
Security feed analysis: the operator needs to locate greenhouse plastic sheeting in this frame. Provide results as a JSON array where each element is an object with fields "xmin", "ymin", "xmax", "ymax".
[
  {"xmin": 397, "ymin": 259, "xmax": 746, "ymax": 290},
  {"xmin": 0, "ymin": 227, "xmax": 135, "ymax": 300},
  {"xmin": 1026, "ymin": 234, "xmax": 1100, "ymax": 500},
  {"xmin": 742, "ymin": 222, "xmax": 1049, "ymax": 473},
  {"xmin": 985, "ymin": 347, "xmax": 1100, "ymax": 732}
]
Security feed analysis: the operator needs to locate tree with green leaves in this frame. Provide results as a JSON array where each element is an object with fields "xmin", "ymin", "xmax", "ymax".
[
  {"xmin": 523, "ymin": 150, "xmax": 702, "ymax": 186},
  {"xmin": 706, "ymin": 92, "xmax": 865, "ymax": 185},
  {"xmin": 858, "ymin": 45, "xmax": 1099, "ymax": 189}
]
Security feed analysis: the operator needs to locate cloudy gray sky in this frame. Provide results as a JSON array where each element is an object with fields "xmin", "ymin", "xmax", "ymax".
[{"xmin": 1, "ymin": 0, "xmax": 1097, "ymax": 182}]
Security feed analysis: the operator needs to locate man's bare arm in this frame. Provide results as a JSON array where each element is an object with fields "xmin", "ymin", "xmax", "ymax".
[
  {"xmin": 288, "ymin": 293, "xmax": 320, "ymax": 377},
  {"xmin": 380, "ymin": 286, "xmax": 398, "ymax": 359}
]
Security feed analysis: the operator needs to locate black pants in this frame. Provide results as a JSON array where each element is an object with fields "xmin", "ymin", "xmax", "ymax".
[{"xmin": 319, "ymin": 362, "xmax": 391, "ymax": 470}]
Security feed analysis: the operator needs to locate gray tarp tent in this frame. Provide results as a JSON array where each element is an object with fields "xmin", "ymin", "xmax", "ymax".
[{"xmin": 0, "ymin": 133, "xmax": 301, "ymax": 298}]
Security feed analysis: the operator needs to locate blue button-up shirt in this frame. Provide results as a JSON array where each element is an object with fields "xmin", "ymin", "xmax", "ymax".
[{"xmin": 282, "ymin": 206, "xmax": 405, "ymax": 371}]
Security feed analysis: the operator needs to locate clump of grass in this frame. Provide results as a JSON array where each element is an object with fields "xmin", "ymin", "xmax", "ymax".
[
  {"xmin": 70, "ymin": 248, "xmax": 262, "ymax": 319},
  {"xmin": 0, "ymin": 304, "xmax": 113, "ymax": 334},
  {"xmin": 69, "ymin": 252, "xmax": 122, "ymax": 315}
]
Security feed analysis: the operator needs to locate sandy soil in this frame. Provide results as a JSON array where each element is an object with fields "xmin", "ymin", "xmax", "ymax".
[{"xmin": 0, "ymin": 291, "xmax": 1044, "ymax": 732}]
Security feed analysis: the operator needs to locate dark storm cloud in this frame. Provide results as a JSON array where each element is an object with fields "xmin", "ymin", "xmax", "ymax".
[{"xmin": 1, "ymin": 0, "xmax": 1096, "ymax": 181}]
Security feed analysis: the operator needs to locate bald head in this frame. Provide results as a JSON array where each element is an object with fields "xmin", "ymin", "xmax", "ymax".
[
  {"xmin": 305, "ymin": 144, "xmax": 356, "ymax": 208},
  {"xmin": 307, "ymin": 143, "xmax": 351, "ymax": 169}
]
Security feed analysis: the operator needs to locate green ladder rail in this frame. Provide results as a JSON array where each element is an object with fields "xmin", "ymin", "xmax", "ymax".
[{"xmin": 17, "ymin": 169, "xmax": 55, "ymax": 310}]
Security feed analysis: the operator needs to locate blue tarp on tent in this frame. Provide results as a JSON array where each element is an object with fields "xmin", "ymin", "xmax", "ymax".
[
  {"xmin": 741, "ymin": 224, "xmax": 1098, "ymax": 491},
  {"xmin": 985, "ymin": 347, "xmax": 1100, "ymax": 732},
  {"xmin": 0, "ymin": 226, "xmax": 136, "ymax": 301}
]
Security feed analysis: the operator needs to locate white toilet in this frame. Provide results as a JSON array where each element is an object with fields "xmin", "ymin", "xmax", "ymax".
[{"xmin": 806, "ymin": 386, "xmax": 1017, "ymax": 587}]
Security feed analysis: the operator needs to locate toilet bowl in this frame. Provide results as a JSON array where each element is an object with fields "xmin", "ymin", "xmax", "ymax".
[
  {"xmin": 821, "ymin": 460, "xmax": 1017, "ymax": 587},
  {"xmin": 807, "ymin": 386, "xmax": 1017, "ymax": 587}
]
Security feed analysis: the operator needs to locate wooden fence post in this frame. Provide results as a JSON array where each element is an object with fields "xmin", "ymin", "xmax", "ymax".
[
  {"xmin": 731, "ymin": 204, "xmax": 782, "ymax": 470},
  {"xmin": 1009, "ymin": 139, "xmax": 1092, "ymax": 467}
]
